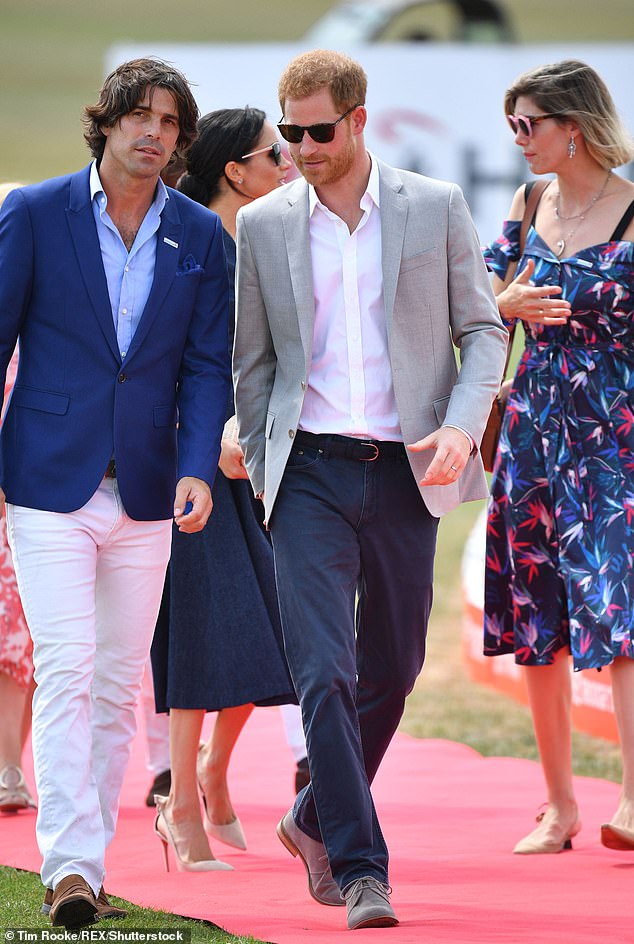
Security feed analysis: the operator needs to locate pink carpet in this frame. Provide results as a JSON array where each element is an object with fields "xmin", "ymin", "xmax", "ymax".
[{"xmin": 2, "ymin": 709, "xmax": 632, "ymax": 943}]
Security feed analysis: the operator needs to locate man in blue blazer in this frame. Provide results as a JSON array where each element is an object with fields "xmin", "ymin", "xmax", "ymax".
[{"xmin": 0, "ymin": 58, "xmax": 230, "ymax": 928}]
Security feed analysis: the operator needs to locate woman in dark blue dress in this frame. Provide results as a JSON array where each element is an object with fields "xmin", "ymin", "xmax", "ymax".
[
  {"xmin": 151, "ymin": 109, "xmax": 297, "ymax": 870},
  {"xmin": 483, "ymin": 61, "xmax": 634, "ymax": 856}
]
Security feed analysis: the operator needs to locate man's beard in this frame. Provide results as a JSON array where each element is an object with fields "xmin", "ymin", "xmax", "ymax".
[{"xmin": 294, "ymin": 136, "xmax": 356, "ymax": 187}]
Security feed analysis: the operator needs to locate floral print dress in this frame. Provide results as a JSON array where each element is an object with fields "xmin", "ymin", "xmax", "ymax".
[{"xmin": 483, "ymin": 212, "xmax": 634, "ymax": 671}]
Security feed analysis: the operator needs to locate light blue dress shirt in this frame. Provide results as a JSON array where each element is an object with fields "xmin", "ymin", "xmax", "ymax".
[{"xmin": 90, "ymin": 161, "xmax": 167, "ymax": 360}]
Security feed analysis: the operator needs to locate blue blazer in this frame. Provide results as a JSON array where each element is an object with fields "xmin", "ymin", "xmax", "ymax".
[{"xmin": 0, "ymin": 165, "xmax": 231, "ymax": 520}]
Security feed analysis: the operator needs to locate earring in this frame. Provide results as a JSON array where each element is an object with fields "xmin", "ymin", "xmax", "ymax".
[
  {"xmin": 237, "ymin": 177, "xmax": 244, "ymax": 184},
  {"xmin": 568, "ymin": 136, "xmax": 577, "ymax": 159}
]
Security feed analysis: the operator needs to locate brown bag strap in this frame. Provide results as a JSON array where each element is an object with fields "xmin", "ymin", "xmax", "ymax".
[
  {"xmin": 519, "ymin": 179, "xmax": 549, "ymax": 255},
  {"xmin": 502, "ymin": 179, "xmax": 550, "ymax": 377}
]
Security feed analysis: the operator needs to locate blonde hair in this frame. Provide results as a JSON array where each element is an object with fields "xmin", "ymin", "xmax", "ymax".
[
  {"xmin": 0, "ymin": 182, "xmax": 24, "ymax": 207},
  {"xmin": 278, "ymin": 49, "xmax": 367, "ymax": 115},
  {"xmin": 504, "ymin": 59, "xmax": 634, "ymax": 170}
]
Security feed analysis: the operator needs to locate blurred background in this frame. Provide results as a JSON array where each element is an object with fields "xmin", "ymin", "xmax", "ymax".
[
  {"xmin": 1, "ymin": 0, "xmax": 331, "ymax": 182},
  {"xmin": 2, "ymin": 0, "xmax": 634, "ymax": 181},
  {"xmin": 1, "ymin": 0, "xmax": 632, "ymax": 773}
]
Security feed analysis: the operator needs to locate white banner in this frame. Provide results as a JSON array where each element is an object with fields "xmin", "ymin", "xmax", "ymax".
[{"xmin": 107, "ymin": 43, "xmax": 634, "ymax": 244}]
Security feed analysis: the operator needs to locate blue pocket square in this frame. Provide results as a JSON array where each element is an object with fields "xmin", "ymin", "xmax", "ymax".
[{"xmin": 176, "ymin": 254, "xmax": 204, "ymax": 275}]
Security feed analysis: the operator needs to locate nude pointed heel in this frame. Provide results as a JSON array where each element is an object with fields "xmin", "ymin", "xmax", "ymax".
[
  {"xmin": 197, "ymin": 745, "xmax": 247, "ymax": 851},
  {"xmin": 202, "ymin": 810, "xmax": 247, "ymax": 851},
  {"xmin": 155, "ymin": 822, "xmax": 171, "ymax": 872},
  {"xmin": 154, "ymin": 795, "xmax": 233, "ymax": 872}
]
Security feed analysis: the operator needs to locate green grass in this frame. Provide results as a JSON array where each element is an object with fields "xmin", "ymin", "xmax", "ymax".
[{"xmin": 0, "ymin": 864, "xmax": 259, "ymax": 942}]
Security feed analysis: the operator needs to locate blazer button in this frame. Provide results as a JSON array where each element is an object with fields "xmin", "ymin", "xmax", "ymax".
[
  {"xmin": 288, "ymin": 429, "xmax": 295, "ymax": 439},
  {"xmin": 118, "ymin": 372, "xmax": 127, "ymax": 383},
  {"xmin": 300, "ymin": 381, "xmax": 306, "ymax": 390}
]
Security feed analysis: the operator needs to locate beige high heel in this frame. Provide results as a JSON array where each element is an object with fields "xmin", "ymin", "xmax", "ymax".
[
  {"xmin": 196, "ymin": 746, "xmax": 247, "ymax": 851},
  {"xmin": 513, "ymin": 805, "xmax": 581, "ymax": 854},
  {"xmin": 202, "ymin": 811, "xmax": 247, "ymax": 851},
  {"xmin": 0, "ymin": 765, "xmax": 36, "ymax": 813},
  {"xmin": 153, "ymin": 795, "xmax": 233, "ymax": 872}
]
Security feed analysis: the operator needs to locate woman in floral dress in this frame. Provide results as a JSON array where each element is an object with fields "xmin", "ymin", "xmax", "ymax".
[
  {"xmin": 0, "ymin": 180, "xmax": 35, "ymax": 812},
  {"xmin": 483, "ymin": 61, "xmax": 634, "ymax": 854},
  {"xmin": 0, "ymin": 341, "xmax": 35, "ymax": 812}
]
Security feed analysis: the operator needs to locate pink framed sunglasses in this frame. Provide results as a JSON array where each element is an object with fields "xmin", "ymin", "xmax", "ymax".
[{"xmin": 506, "ymin": 113, "xmax": 566, "ymax": 137}]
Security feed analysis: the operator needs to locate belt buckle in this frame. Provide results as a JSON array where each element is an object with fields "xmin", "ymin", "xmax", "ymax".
[{"xmin": 359, "ymin": 440, "xmax": 379, "ymax": 461}]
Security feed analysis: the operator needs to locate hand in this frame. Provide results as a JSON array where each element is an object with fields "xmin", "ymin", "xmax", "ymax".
[
  {"xmin": 499, "ymin": 259, "xmax": 571, "ymax": 325},
  {"xmin": 408, "ymin": 426, "xmax": 471, "ymax": 486},
  {"xmin": 173, "ymin": 476, "xmax": 213, "ymax": 533},
  {"xmin": 218, "ymin": 438, "xmax": 249, "ymax": 480}
]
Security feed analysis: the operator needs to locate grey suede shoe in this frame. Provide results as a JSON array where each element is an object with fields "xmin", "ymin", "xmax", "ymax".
[
  {"xmin": 343, "ymin": 877, "xmax": 398, "ymax": 930},
  {"xmin": 276, "ymin": 810, "xmax": 344, "ymax": 906}
]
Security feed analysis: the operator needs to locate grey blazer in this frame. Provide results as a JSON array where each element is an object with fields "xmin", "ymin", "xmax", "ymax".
[{"xmin": 233, "ymin": 157, "xmax": 507, "ymax": 521}]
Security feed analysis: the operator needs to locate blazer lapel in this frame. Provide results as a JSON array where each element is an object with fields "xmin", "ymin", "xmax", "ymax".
[
  {"xmin": 281, "ymin": 182, "xmax": 314, "ymax": 373},
  {"xmin": 125, "ymin": 197, "xmax": 183, "ymax": 360},
  {"xmin": 66, "ymin": 167, "xmax": 120, "ymax": 361},
  {"xmin": 378, "ymin": 162, "xmax": 408, "ymax": 332}
]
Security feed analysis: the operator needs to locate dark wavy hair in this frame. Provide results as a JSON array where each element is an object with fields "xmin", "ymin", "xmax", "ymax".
[
  {"xmin": 83, "ymin": 58, "xmax": 199, "ymax": 163},
  {"xmin": 177, "ymin": 107, "xmax": 266, "ymax": 206}
]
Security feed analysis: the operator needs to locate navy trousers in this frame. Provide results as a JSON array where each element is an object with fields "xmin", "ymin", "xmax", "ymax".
[{"xmin": 270, "ymin": 434, "xmax": 438, "ymax": 890}]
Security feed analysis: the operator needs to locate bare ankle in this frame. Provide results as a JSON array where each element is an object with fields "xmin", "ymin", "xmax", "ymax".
[
  {"xmin": 166, "ymin": 798, "xmax": 201, "ymax": 824},
  {"xmin": 545, "ymin": 798, "xmax": 578, "ymax": 818}
]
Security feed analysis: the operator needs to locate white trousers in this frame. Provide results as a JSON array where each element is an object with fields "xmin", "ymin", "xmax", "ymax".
[
  {"xmin": 141, "ymin": 658, "xmax": 171, "ymax": 775},
  {"xmin": 279, "ymin": 704, "xmax": 307, "ymax": 763},
  {"xmin": 6, "ymin": 478, "xmax": 172, "ymax": 894}
]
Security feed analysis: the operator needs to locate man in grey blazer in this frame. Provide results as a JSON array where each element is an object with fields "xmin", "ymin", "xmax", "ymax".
[{"xmin": 233, "ymin": 49, "xmax": 506, "ymax": 930}]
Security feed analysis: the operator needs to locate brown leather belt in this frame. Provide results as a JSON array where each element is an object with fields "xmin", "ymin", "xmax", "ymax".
[{"xmin": 104, "ymin": 459, "xmax": 117, "ymax": 478}]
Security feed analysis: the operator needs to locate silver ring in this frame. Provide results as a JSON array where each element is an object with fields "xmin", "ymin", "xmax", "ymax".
[{"xmin": 450, "ymin": 465, "xmax": 458, "ymax": 471}]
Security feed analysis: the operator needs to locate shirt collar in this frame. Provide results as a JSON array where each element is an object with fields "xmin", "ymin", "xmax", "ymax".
[
  {"xmin": 308, "ymin": 152, "xmax": 380, "ymax": 218},
  {"xmin": 90, "ymin": 160, "xmax": 169, "ymax": 216}
]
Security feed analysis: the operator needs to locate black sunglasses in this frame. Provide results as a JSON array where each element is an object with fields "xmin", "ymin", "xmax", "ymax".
[
  {"xmin": 506, "ymin": 113, "xmax": 566, "ymax": 137},
  {"xmin": 277, "ymin": 103, "xmax": 362, "ymax": 144},
  {"xmin": 240, "ymin": 141, "xmax": 283, "ymax": 166}
]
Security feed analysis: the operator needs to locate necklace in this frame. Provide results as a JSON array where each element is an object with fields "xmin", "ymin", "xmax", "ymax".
[{"xmin": 553, "ymin": 171, "xmax": 612, "ymax": 257}]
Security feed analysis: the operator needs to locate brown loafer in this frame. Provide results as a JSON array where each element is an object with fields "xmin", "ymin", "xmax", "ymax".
[
  {"xmin": 43, "ymin": 885, "xmax": 127, "ymax": 920},
  {"xmin": 95, "ymin": 887, "xmax": 127, "ymax": 919},
  {"xmin": 49, "ymin": 874, "xmax": 97, "ymax": 929}
]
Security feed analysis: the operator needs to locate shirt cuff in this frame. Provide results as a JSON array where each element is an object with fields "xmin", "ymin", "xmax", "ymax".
[
  {"xmin": 443, "ymin": 424, "xmax": 475, "ymax": 453},
  {"xmin": 222, "ymin": 415, "xmax": 238, "ymax": 442}
]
